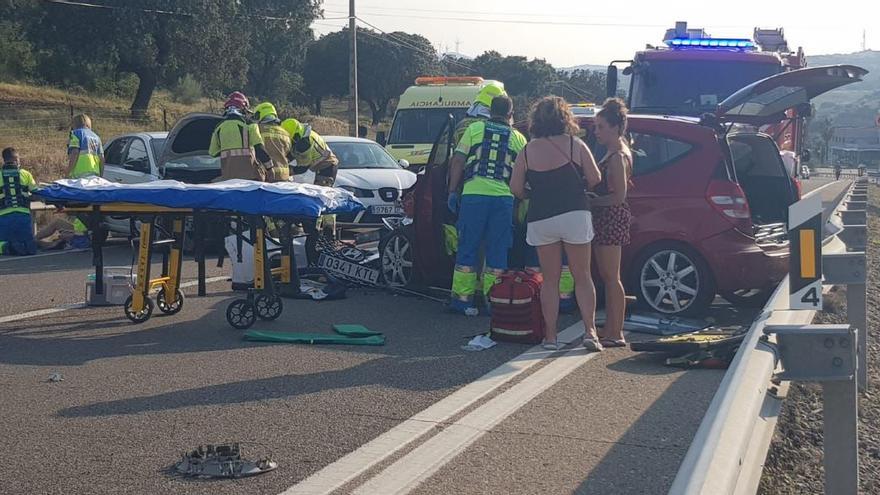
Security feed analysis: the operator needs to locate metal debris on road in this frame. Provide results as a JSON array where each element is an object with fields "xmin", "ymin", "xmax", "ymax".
[
  {"xmin": 174, "ymin": 443, "xmax": 277, "ymax": 478},
  {"xmin": 47, "ymin": 372, "xmax": 64, "ymax": 382}
]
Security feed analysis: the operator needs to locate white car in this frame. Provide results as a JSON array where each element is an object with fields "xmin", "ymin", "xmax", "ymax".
[
  {"xmin": 800, "ymin": 165, "xmax": 811, "ymax": 179},
  {"xmin": 293, "ymin": 136, "xmax": 417, "ymax": 224}
]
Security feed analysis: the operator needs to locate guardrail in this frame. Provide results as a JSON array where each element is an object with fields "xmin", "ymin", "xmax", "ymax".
[{"xmin": 670, "ymin": 179, "xmax": 867, "ymax": 494}]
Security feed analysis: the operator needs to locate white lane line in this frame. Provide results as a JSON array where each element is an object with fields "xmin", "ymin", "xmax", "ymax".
[
  {"xmin": 280, "ymin": 321, "xmax": 588, "ymax": 495},
  {"xmin": 0, "ymin": 248, "xmax": 90, "ymax": 263},
  {"xmin": 0, "ymin": 276, "xmax": 229, "ymax": 324},
  {"xmin": 353, "ymin": 348, "xmax": 599, "ymax": 495}
]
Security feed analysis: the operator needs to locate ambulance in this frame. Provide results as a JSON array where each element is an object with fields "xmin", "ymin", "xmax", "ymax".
[{"xmin": 381, "ymin": 76, "xmax": 503, "ymax": 167}]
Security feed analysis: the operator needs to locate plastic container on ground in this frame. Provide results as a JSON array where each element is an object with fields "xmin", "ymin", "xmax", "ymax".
[{"xmin": 85, "ymin": 266, "xmax": 134, "ymax": 306}]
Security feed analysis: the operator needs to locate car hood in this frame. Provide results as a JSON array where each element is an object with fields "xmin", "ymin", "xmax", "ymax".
[{"xmin": 334, "ymin": 168, "xmax": 417, "ymax": 190}]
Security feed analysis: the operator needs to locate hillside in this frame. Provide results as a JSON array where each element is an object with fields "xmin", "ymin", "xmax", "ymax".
[
  {"xmin": 807, "ymin": 50, "xmax": 880, "ymax": 129},
  {"xmin": 0, "ymin": 82, "xmax": 348, "ymax": 180}
]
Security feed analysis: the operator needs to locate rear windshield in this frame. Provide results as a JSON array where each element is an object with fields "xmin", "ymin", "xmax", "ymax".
[{"xmin": 388, "ymin": 108, "xmax": 468, "ymax": 145}]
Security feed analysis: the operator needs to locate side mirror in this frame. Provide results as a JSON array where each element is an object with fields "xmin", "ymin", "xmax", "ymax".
[
  {"xmin": 376, "ymin": 131, "xmax": 387, "ymax": 146},
  {"xmin": 801, "ymin": 149, "xmax": 811, "ymax": 163},
  {"xmin": 398, "ymin": 159, "xmax": 410, "ymax": 168},
  {"xmin": 606, "ymin": 65, "xmax": 618, "ymax": 98}
]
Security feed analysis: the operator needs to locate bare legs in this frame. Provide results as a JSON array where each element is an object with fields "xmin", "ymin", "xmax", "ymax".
[
  {"xmin": 594, "ymin": 244, "xmax": 625, "ymax": 341},
  {"xmin": 536, "ymin": 241, "xmax": 601, "ymax": 346},
  {"xmin": 563, "ymin": 241, "xmax": 600, "ymax": 343},
  {"xmin": 536, "ymin": 242, "xmax": 562, "ymax": 344}
]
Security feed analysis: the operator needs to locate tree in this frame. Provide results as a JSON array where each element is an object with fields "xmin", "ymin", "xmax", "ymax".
[
  {"xmin": 470, "ymin": 51, "xmax": 557, "ymax": 97},
  {"xmin": 303, "ymin": 30, "xmax": 349, "ymax": 115},
  {"xmin": 357, "ymin": 30, "xmax": 438, "ymax": 124},
  {"xmin": 244, "ymin": 0, "xmax": 320, "ymax": 103},
  {"xmin": 304, "ymin": 28, "xmax": 439, "ymax": 124},
  {"xmin": 559, "ymin": 69, "xmax": 606, "ymax": 104},
  {"xmin": 26, "ymin": 1, "xmax": 320, "ymax": 117}
]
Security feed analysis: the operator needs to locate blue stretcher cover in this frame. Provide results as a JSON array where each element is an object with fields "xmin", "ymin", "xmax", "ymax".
[{"xmin": 35, "ymin": 177, "xmax": 364, "ymax": 218}]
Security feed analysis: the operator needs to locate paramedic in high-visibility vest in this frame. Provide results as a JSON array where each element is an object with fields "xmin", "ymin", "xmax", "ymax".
[
  {"xmin": 252, "ymin": 101, "xmax": 293, "ymax": 182},
  {"xmin": 66, "ymin": 114, "xmax": 104, "ymax": 179},
  {"xmin": 66, "ymin": 114, "xmax": 103, "ymax": 239},
  {"xmin": 209, "ymin": 91, "xmax": 273, "ymax": 181},
  {"xmin": 447, "ymin": 95, "xmax": 526, "ymax": 315},
  {"xmin": 0, "ymin": 147, "xmax": 37, "ymax": 256}
]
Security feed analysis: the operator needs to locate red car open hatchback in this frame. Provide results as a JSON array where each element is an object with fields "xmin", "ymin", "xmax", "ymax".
[{"xmin": 378, "ymin": 65, "xmax": 867, "ymax": 315}]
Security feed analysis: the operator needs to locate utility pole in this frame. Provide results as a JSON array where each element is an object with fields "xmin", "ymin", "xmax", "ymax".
[
  {"xmin": 348, "ymin": 0, "xmax": 358, "ymax": 137},
  {"xmin": 862, "ymin": 29, "xmax": 867, "ymax": 52}
]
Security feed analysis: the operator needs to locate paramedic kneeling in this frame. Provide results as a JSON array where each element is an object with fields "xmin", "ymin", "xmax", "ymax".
[
  {"xmin": 0, "ymin": 147, "xmax": 37, "ymax": 256},
  {"xmin": 447, "ymin": 95, "xmax": 527, "ymax": 315}
]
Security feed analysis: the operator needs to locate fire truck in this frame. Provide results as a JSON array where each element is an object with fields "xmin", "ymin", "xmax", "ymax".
[{"xmin": 607, "ymin": 22, "xmax": 811, "ymax": 171}]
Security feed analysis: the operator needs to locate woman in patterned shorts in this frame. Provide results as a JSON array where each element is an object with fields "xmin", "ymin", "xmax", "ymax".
[{"xmin": 591, "ymin": 98, "xmax": 633, "ymax": 348}]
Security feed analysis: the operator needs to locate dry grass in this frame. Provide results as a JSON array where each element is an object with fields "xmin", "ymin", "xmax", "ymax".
[{"xmin": 0, "ymin": 82, "xmax": 348, "ymax": 181}]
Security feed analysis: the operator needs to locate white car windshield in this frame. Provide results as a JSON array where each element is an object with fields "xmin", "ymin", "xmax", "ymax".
[{"xmin": 330, "ymin": 142, "xmax": 401, "ymax": 169}]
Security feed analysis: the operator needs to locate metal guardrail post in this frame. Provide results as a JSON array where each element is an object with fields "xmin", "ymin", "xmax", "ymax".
[
  {"xmin": 824, "ymin": 252, "xmax": 868, "ymax": 392},
  {"xmin": 766, "ymin": 324, "xmax": 859, "ymax": 495}
]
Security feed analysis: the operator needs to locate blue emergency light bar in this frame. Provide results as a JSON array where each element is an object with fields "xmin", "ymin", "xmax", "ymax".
[{"xmin": 666, "ymin": 38, "xmax": 757, "ymax": 50}]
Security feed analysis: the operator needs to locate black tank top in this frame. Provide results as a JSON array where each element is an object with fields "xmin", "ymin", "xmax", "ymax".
[{"xmin": 524, "ymin": 136, "xmax": 589, "ymax": 223}]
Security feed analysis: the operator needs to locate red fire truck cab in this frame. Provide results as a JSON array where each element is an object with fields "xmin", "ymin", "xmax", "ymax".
[{"xmin": 607, "ymin": 22, "xmax": 810, "ymax": 188}]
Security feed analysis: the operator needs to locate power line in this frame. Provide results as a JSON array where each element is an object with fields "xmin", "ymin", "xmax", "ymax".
[
  {"xmin": 354, "ymin": 16, "xmax": 474, "ymax": 72},
  {"xmin": 326, "ymin": 9, "xmax": 668, "ymax": 28}
]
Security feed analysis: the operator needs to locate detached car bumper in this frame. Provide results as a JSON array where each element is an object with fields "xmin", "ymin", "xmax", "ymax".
[{"xmin": 699, "ymin": 228, "xmax": 789, "ymax": 292}]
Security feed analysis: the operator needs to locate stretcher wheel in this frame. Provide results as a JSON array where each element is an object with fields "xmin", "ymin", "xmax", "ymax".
[
  {"xmin": 255, "ymin": 294, "xmax": 283, "ymax": 321},
  {"xmin": 156, "ymin": 288, "xmax": 185, "ymax": 315},
  {"xmin": 226, "ymin": 299, "xmax": 256, "ymax": 330},
  {"xmin": 124, "ymin": 295, "xmax": 154, "ymax": 324}
]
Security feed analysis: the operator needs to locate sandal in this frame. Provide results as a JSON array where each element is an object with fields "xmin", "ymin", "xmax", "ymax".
[
  {"xmin": 542, "ymin": 340, "xmax": 561, "ymax": 351},
  {"xmin": 582, "ymin": 338, "xmax": 604, "ymax": 352},
  {"xmin": 599, "ymin": 338, "xmax": 627, "ymax": 348}
]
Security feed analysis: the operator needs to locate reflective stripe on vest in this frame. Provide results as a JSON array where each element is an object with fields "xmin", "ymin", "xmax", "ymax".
[
  {"xmin": 220, "ymin": 149, "xmax": 252, "ymax": 158},
  {"xmin": 463, "ymin": 120, "xmax": 513, "ymax": 183}
]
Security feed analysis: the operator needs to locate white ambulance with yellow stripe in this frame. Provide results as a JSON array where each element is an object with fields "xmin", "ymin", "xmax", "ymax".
[{"xmin": 382, "ymin": 77, "xmax": 502, "ymax": 168}]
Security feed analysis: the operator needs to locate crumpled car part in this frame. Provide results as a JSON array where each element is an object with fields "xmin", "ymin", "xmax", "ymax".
[{"xmin": 174, "ymin": 443, "xmax": 277, "ymax": 478}]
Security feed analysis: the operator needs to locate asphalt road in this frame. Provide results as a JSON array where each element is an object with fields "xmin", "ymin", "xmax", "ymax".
[{"xmin": 0, "ymin": 178, "xmax": 848, "ymax": 495}]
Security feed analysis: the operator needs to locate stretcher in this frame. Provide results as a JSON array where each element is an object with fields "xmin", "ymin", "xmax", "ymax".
[{"xmin": 35, "ymin": 178, "xmax": 364, "ymax": 328}]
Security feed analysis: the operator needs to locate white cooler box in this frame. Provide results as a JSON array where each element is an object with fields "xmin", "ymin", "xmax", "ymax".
[
  {"xmin": 85, "ymin": 266, "xmax": 134, "ymax": 306},
  {"xmin": 225, "ymin": 234, "xmax": 307, "ymax": 285}
]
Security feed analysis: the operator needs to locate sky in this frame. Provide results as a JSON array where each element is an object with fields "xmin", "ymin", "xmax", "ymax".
[{"xmin": 313, "ymin": 0, "xmax": 878, "ymax": 68}]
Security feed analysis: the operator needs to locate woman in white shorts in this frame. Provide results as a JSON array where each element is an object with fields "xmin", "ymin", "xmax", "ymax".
[{"xmin": 510, "ymin": 96, "xmax": 602, "ymax": 351}]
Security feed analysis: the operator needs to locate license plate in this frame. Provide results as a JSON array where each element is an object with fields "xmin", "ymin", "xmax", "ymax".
[
  {"xmin": 371, "ymin": 205, "xmax": 403, "ymax": 215},
  {"xmin": 318, "ymin": 254, "xmax": 380, "ymax": 284}
]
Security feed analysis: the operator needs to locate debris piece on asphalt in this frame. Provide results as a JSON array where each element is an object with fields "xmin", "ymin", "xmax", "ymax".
[
  {"xmin": 47, "ymin": 372, "xmax": 64, "ymax": 382},
  {"xmin": 174, "ymin": 443, "xmax": 277, "ymax": 478},
  {"xmin": 244, "ymin": 324, "xmax": 385, "ymax": 346},
  {"xmin": 462, "ymin": 334, "xmax": 497, "ymax": 352}
]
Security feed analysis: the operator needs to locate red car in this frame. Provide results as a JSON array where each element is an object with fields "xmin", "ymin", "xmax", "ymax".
[{"xmin": 378, "ymin": 65, "xmax": 867, "ymax": 315}]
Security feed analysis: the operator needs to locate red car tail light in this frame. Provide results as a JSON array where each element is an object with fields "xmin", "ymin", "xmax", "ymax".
[
  {"xmin": 706, "ymin": 179, "xmax": 752, "ymax": 232},
  {"xmin": 791, "ymin": 175, "xmax": 802, "ymax": 200}
]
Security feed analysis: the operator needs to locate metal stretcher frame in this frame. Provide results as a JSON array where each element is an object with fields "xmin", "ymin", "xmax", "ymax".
[{"xmin": 55, "ymin": 202, "xmax": 308, "ymax": 328}]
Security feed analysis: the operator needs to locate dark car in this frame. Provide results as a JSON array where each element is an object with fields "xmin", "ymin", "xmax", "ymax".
[{"xmin": 378, "ymin": 65, "xmax": 867, "ymax": 315}]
